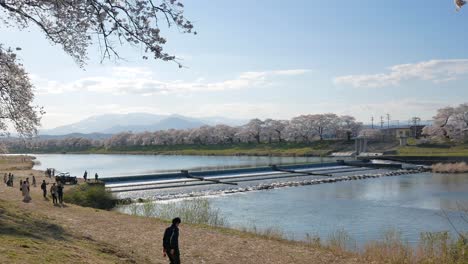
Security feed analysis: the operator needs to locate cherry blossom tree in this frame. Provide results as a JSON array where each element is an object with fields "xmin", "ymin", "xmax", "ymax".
[
  {"xmin": 0, "ymin": 46, "xmax": 43, "ymax": 137},
  {"xmin": 336, "ymin": 115, "xmax": 362, "ymax": 140},
  {"xmin": 287, "ymin": 115, "xmax": 317, "ymax": 143},
  {"xmin": 263, "ymin": 119, "xmax": 288, "ymax": 143},
  {"xmin": 4, "ymin": 112, "xmax": 370, "ymax": 151},
  {"xmin": 423, "ymin": 103, "xmax": 468, "ymax": 143},
  {"xmin": 0, "ymin": 0, "xmax": 194, "ymax": 137},
  {"xmin": 242, "ymin": 119, "xmax": 264, "ymax": 144}
]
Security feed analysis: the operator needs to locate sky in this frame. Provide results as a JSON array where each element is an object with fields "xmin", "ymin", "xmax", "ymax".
[{"xmin": 1, "ymin": 0, "xmax": 468, "ymax": 129}]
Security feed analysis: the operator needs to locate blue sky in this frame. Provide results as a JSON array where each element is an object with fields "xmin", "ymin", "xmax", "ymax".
[{"xmin": 1, "ymin": 0, "xmax": 468, "ymax": 128}]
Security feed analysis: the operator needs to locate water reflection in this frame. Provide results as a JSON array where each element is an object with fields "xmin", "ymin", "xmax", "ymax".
[
  {"xmin": 32, "ymin": 154, "xmax": 337, "ymax": 177},
  {"xmin": 207, "ymin": 172, "xmax": 468, "ymax": 246}
]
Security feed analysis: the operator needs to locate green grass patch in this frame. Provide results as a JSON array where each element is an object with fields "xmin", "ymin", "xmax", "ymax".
[
  {"xmin": 13, "ymin": 141, "xmax": 350, "ymax": 156},
  {"xmin": 398, "ymin": 144, "xmax": 468, "ymax": 157},
  {"xmin": 124, "ymin": 198, "xmax": 227, "ymax": 227},
  {"xmin": 64, "ymin": 183, "xmax": 116, "ymax": 210}
]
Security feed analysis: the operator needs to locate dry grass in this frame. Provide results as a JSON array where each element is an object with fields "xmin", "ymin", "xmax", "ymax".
[
  {"xmin": 0, "ymin": 155, "xmax": 362, "ymax": 264},
  {"xmin": 432, "ymin": 162, "xmax": 468, "ymax": 173},
  {"xmin": 0, "ymin": 199, "xmax": 139, "ymax": 264},
  {"xmin": 0, "ymin": 155, "xmax": 35, "ymax": 171},
  {"xmin": 1, "ymin": 155, "xmax": 466, "ymax": 264}
]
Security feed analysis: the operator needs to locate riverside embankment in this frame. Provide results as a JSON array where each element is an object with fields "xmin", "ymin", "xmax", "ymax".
[{"xmin": 0, "ymin": 155, "xmax": 364, "ymax": 264}]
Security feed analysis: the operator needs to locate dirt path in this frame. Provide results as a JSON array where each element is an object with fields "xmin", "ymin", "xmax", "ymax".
[{"xmin": 0, "ymin": 157, "xmax": 365, "ymax": 264}]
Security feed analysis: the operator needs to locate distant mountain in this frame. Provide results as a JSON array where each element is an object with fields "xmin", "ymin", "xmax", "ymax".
[
  {"xmin": 40, "ymin": 113, "xmax": 247, "ymax": 135},
  {"xmin": 37, "ymin": 133, "xmax": 113, "ymax": 140},
  {"xmin": 100, "ymin": 116, "xmax": 206, "ymax": 133}
]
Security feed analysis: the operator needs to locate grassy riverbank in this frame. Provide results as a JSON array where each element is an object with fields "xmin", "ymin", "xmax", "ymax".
[
  {"xmin": 1, "ymin": 155, "xmax": 467, "ymax": 263},
  {"xmin": 15, "ymin": 141, "xmax": 354, "ymax": 156},
  {"xmin": 0, "ymin": 155, "xmax": 361, "ymax": 263},
  {"xmin": 397, "ymin": 144, "xmax": 468, "ymax": 157}
]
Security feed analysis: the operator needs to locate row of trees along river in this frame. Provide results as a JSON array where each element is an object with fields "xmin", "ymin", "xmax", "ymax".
[
  {"xmin": 3, "ymin": 103, "xmax": 467, "ymax": 152},
  {"xmin": 8, "ymin": 114, "xmax": 362, "ymax": 151}
]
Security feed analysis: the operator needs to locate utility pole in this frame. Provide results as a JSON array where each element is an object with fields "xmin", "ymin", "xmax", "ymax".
[
  {"xmin": 371, "ymin": 116, "xmax": 374, "ymax": 129},
  {"xmin": 411, "ymin": 117, "xmax": 421, "ymax": 138},
  {"xmin": 380, "ymin": 116, "xmax": 384, "ymax": 129},
  {"xmin": 386, "ymin": 113, "xmax": 390, "ymax": 128}
]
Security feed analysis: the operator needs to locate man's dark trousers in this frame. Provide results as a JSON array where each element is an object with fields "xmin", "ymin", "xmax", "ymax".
[{"xmin": 168, "ymin": 249, "xmax": 180, "ymax": 264}]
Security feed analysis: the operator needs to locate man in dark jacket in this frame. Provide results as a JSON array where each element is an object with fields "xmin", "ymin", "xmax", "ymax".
[
  {"xmin": 163, "ymin": 217, "xmax": 181, "ymax": 264},
  {"xmin": 40, "ymin": 180, "xmax": 47, "ymax": 198},
  {"xmin": 57, "ymin": 182, "xmax": 64, "ymax": 204}
]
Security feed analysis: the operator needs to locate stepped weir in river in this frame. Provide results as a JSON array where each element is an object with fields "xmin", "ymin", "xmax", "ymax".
[{"xmin": 102, "ymin": 160, "xmax": 427, "ymax": 201}]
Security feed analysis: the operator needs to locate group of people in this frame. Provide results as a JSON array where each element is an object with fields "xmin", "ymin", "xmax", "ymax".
[
  {"xmin": 83, "ymin": 170, "xmax": 99, "ymax": 182},
  {"xmin": 45, "ymin": 168, "xmax": 55, "ymax": 178},
  {"xmin": 2, "ymin": 169, "xmax": 65, "ymax": 205},
  {"xmin": 42, "ymin": 181, "xmax": 64, "ymax": 205},
  {"xmin": 3, "ymin": 173, "xmax": 15, "ymax": 187}
]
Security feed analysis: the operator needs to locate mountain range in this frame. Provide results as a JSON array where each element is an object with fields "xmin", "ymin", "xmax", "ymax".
[{"xmin": 40, "ymin": 113, "xmax": 247, "ymax": 136}]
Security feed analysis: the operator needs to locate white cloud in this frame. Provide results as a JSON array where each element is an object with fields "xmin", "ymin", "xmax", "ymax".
[
  {"xmin": 334, "ymin": 59, "xmax": 468, "ymax": 88},
  {"xmin": 33, "ymin": 67, "xmax": 311, "ymax": 96}
]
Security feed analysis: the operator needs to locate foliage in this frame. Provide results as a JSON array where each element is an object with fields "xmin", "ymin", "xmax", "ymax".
[
  {"xmin": 432, "ymin": 162, "xmax": 468, "ymax": 173},
  {"xmin": 423, "ymin": 103, "xmax": 468, "ymax": 143},
  {"xmin": 0, "ymin": 0, "xmax": 195, "ymax": 138},
  {"xmin": 327, "ymin": 229, "xmax": 356, "ymax": 252},
  {"xmin": 4, "ymin": 115, "xmax": 362, "ymax": 153},
  {"xmin": 64, "ymin": 183, "xmax": 115, "ymax": 210},
  {"xmin": 7, "ymin": 140, "xmax": 342, "ymax": 156},
  {"xmin": 398, "ymin": 144, "xmax": 468, "ymax": 157},
  {"xmin": 0, "ymin": 46, "xmax": 42, "ymax": 138},
  {"xmin": 126, "ymin": 198, "xmax": 227, "ymax": 227},
  {"xmin": 0, "ymin": 0, "xmax": 194, "ymax": 66}
]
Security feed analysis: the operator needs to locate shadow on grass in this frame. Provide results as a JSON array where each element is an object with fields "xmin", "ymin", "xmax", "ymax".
[{"xmin": 0, "ymin": 201, "xmax": 68, "ymax": 241}]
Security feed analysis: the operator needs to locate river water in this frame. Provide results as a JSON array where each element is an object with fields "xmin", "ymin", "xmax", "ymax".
[
  {"xmin": 31, "ymin": 154, "xmax": 333, "ymax": 177},
  {"xmin": 32, "ymin": 154, "xmax": 468, "ymax": 247},
  {"xmin": 207, "ymin": 172, "xmax": 468, "ymax": 246}
]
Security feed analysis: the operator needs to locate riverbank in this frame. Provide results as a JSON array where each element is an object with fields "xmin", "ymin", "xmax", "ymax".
[
  {"xmin": 9, "ymin": 141, "xmax": 354, "ymax": 156},
  {"xmin": 0, "ymin": 155, "xmax": 362, "ymax": 264},
  {"xmin": 1, "ymin": 155, "xmax": 466, "ymax": 263},
  {"xmin": 397, "ymin": 144, "xmax": 468, "ymax": 157}
]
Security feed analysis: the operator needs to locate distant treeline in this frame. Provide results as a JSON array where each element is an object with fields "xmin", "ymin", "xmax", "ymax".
[{"xmin": 4, "ymin": 114, "xmax": 363, "ymax": 152}]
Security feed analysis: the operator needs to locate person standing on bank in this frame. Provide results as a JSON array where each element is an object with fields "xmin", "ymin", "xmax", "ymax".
[
  {"xmin": 83, "ymin": 170, "xmax": 88, "ymax": 182},
  {"xmin": 57, "ymin": 182, "xmax": 64, "ymax": 204},
  {"xmin": 41, "ymin": 180, "xmax": 47, "ymax": 199},
  {"xmin": 22, "ymin": 180, "xmax": 31, "ymax": 202},
  {"xmin": 50, "ymin": 183, "xmax": 58, "ymax": 205},
  {"xmin": 163, "ymin": 217, "xmax": 181, "ymax": 264},
  {"xmin": 95, "ymin": 173, "xmax": 99, "ymax": 182}
]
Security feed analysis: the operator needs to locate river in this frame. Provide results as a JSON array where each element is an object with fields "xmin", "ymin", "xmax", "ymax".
[
  {"xmin": 32, "ymin": 154, "xmax": 468, "ymax": 247},
  {"xmin": 31, "ymin": 154, "xmax": 333, "ymax": 177}
]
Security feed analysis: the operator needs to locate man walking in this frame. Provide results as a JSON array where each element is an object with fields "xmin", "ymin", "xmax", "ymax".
[{"xmin": 163, "ymin": 217, "xmax": 181, "ymax": 264}]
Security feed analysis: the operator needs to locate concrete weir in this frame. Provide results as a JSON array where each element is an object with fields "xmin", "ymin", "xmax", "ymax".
[
  {"xmin": 140, "ymin": 168, "xmax": 426, "ymax": 201},
  {"xmin": 104, "ymin": 161, "xmax": 427, "ymax": 200}
]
